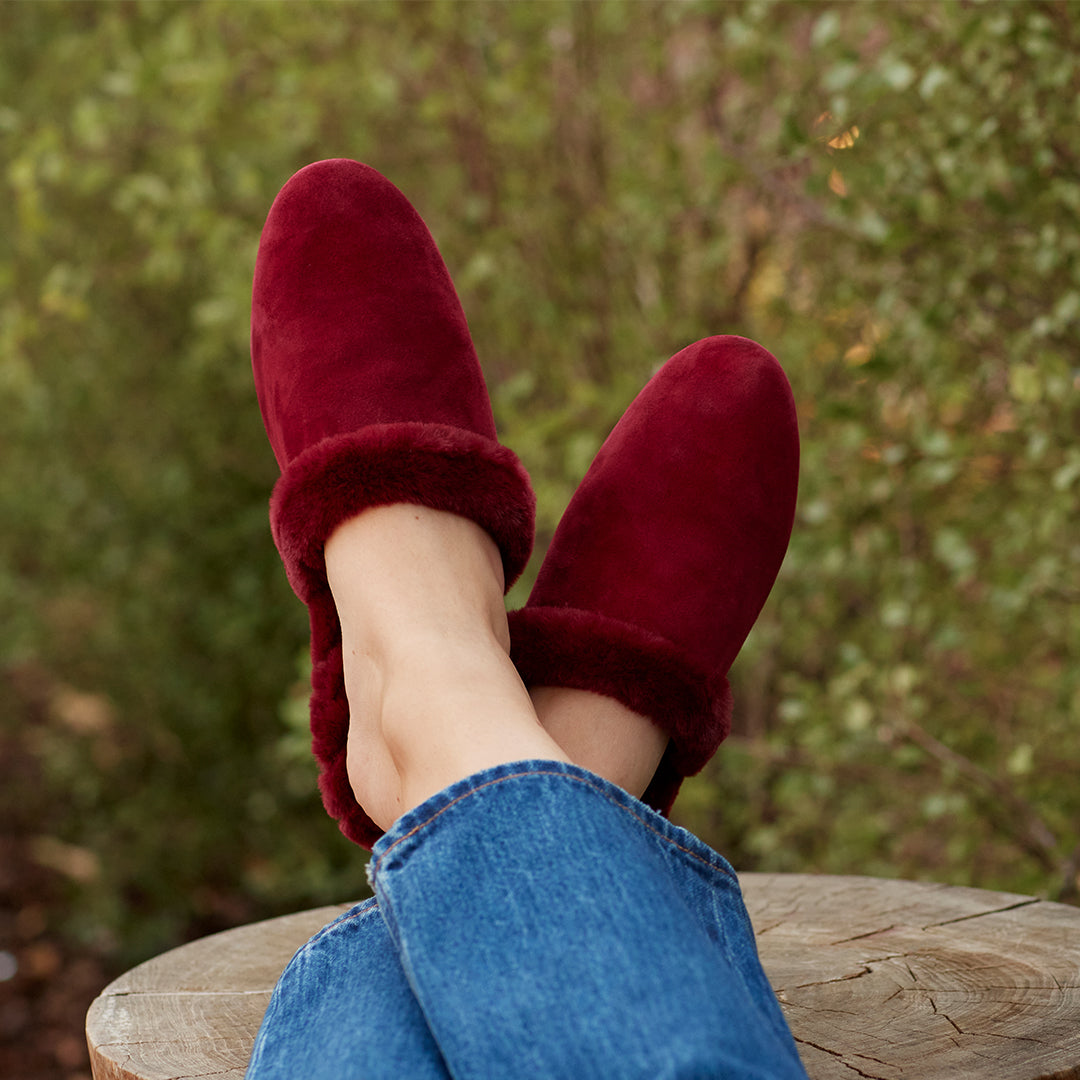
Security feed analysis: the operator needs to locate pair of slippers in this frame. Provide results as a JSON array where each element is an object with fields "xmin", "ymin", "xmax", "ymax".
[{"xmin": 252, "ymin": 159, "xmax": 799, "ymax": 849}]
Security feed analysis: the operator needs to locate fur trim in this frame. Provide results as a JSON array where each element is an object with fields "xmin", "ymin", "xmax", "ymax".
[
  {"xmin": 270, "ymin": 422, "xmax": 535, "ymax": 603},
  {"xmin": 304, "ymin": 592, "xmax": 383, "ymax": 847},
  {"xmin": 507, "ymin": 604, "xmax": 732, "ymax": 814},
  {"xmin": 271, "ymin": 423, "xmax": 535, "ymax": 850}
]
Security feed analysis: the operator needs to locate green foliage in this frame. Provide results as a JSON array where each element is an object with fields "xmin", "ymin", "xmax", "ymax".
[
  {"xmin": 676, "ymin": 0, "xmax": 1080, "ymax": 902},
  {"xmin": 1, "ymin": 0, "xmax": 1076, "ymax": 966}
]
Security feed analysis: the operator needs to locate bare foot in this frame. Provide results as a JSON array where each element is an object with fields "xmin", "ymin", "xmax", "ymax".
[
  {"xmin": 324, "ymin": 504, "xmax": 570, "ymax": 831},
  {"xmin": 530, "ymin": 687, "xmax": 668, "ymax": 799}
]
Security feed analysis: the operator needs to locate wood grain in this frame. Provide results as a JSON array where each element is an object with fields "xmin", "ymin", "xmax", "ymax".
[
  {"xmin": 87, "ymin": 875, "xmax": 1080, "ymax": 1079},
  {"xmin": 741, "ymin": 874, "xmax": 1080, "ymax": 1080}
]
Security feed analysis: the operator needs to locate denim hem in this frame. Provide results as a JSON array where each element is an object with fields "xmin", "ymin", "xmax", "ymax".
[{"xmin": 369, "ymin": 758, "xmax": 737, "ymax": 885}]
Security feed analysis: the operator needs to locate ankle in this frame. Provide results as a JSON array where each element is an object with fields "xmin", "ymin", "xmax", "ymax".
[
  {"xmin": 347, "ymin": 638, "xmax": 569, "ymax": 830},
  {"xmin": 326, "ymin": 503, "xmax": 510, "ymax": 656},
  {"xmin": 530, "ymin": 687, "xmax": 668, "ymax": 798},
  {"xmin": 325, "ymin": 503, "xmax": 569, "ymax": 831}
]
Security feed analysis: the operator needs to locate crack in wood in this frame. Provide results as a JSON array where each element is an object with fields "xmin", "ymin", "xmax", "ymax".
[
  {"xmin": 795, "ymin": 965, "xmax": 874, "ymax": 989},
  {"xmin": 106, "ymin": 988, "xmax": 273, "ymax": 997},
  {"xmin": 829, "ymin": 924, "xmax": 899, "ymax": 945},
  {"xmin": 793, "ymin": 1036, "xmax": 897, "ymax": 1079},
  {"xmin": 974, "ymin": 1030, "xmax": 1050, "ymax": 1044},
  {"xmin": 753, "ymin": 919, "xmax": 787, "ymax": 935},
  {"xmin": 929, "ymin": 996, "xmax": 965, "ymax": 1038},
  {"xmin": 920, "ymin": 898, "xmax": 1041, "ymax": 929},
  {"xmin": 792, "ymin": 952, "xmax": 916, "ymax": 990}
]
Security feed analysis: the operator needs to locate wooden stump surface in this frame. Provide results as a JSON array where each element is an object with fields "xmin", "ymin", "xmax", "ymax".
[
  {"xmin": 86, "ymin": 874, "xmax": 1080, "ymax": 1080},
  {"xmin": 741, "ymin": 874, "xmax": 1080, "ymax": 1080}
]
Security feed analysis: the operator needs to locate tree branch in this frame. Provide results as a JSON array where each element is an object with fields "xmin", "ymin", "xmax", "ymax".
[{"xmin": 896, "ymin": 715, "xmax": 1063, "ymax": 880}]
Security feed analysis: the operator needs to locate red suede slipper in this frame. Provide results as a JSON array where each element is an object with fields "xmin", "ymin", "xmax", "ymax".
[
  {"xmin": 252, "ymin": 159, "xmax": 535, "ymax": 848},
  {"xmin": 508, "ymin": 335, "xmax": 798, "ymax": 815}
]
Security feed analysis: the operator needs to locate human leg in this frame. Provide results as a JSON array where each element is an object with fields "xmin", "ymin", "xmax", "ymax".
[
  {"xmin": 245, "ymin": 156, "xmax": 546, "ymax": 1076},
  {"xmin": 324, "ymin": 502, "xmax": 569, "ymax": 832},
  {"xmin": 314, "ymin": 451, "xmax": 804, "ymax": 1078},
  {"xmin": 250, "ymin": 160, "xmax": 805, "ymax": 1077},
  {"xmin": 370, "ymin": 760, "xmax": 808, "ymax": 1080},
  {"xmin": 529, "ymin": 686, "xmax": 667, "ymax": 799},
  {"xmin": 247, "ymin": 761, "xmax": 808, "ymax": 1080},
  {"xmin": 245, "ymin": 899, "xmax": 451, "ymax": 1080}
]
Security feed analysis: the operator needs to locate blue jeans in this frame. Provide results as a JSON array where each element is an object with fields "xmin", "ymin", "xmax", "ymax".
[{"xmin": 246, "ymin": 761, "xmax": 808, "ymax": 1079}]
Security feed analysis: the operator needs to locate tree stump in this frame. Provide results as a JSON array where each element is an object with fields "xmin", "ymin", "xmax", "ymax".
[
  {"xmin": 86, "ymin": 874, "xmax": 1080, "ymax": 1080},
  {"xmin": 742, "ymin": 874, "xmax": 1080, "ymax": 1079}
]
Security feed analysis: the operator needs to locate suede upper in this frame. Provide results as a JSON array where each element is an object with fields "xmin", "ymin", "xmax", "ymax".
[
  {"xmin": 510, "ymin": 335, "xmax": 799, "ymax": 815},
  {"xmin": 252, "ymin": 159, "xmax": 494, "ymax": 468}
]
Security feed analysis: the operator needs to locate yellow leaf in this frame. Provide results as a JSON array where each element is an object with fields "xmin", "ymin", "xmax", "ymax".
[
  {"xmin": 827, "ymin": 124, "xmax": 860, "ymax": 149},
  {"xmin": 829, "ymin": 168, "xmax": 848, "ymax": 196}
]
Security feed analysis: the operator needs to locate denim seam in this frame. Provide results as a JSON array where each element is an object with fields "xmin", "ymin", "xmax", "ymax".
[
  {"xmin": 303, "ymin": 899, "xmax": 379, "ymax": 946},
  {"xmin": 373, "ymin": 767, "xmax": 736, "ymax": 882}
]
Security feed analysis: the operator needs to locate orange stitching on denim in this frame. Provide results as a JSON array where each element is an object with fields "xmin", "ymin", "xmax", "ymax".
[
  {"xmin": 306, "ymin": 899, "xmax": 378, "ymax": 946},
  {"xmin": 372, "ymin": 768, "xmax": 735, "ymax": 883},
  {"xmin": 347, "ymin": 900, "xmax": 379, "ymax": 922}
]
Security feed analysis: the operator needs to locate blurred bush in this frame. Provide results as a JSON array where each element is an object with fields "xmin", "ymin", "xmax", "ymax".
[{"xmin": 1, "ymin": 0, "xmax": 1076, "ymax": 968}]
